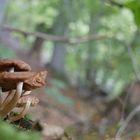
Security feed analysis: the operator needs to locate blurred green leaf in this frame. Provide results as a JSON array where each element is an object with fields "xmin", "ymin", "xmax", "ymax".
[
  {"xmin": 125, "ymin": 0, "xmax": 140, "ymax": 27},
  {"xmin": 0, "ymin": 120, "xmax": 40, "ymax": 140}
]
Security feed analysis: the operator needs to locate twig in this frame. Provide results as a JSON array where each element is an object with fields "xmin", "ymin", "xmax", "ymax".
[
  {"xmin": 122, "ymin": 127, "xmax": 140, "ymax": 139},
  {"xmin": 115, "ymin": 105, "xmax": 140, "ymax": 139},
  {"xmin": 1, "ymin": 26, "xmax": 111, "ymax": 44}
]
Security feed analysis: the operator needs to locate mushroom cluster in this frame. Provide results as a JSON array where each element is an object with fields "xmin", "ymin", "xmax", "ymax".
[{"xmin": 0, "ymin": 59, "xmax": 47, "ymax": 122}]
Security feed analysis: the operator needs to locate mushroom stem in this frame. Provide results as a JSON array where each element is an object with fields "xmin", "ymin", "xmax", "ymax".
[
  {"xmin": 0, "ymin": 82, "xmax": 23, "ymax": 117},
  {"xmin": 9, "ymin": 98, "xmax": 31, "ymax": 122},
  {"xmin": 0, "ymin": 67, "xmax": 15, "ymax": 108},
  {"xmin": 1, "ymin": 90, "xmax": 15, "ymax": 109},
  {"xmin": 9, "ymin": 67, "xmax": 14, "ymax": 73},
  {"xmin": 22, "ymin": 91, "xmax": 31, "ymax": 96},
  {"xmin": 0, "ymin": 87, "xmax": 2, "ymax": 107}
]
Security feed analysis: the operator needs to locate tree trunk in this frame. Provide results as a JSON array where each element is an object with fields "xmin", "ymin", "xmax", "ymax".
[
  {"xmin": 28, "ymin": 23, "xmax": 51, "ymax": 64},
  {"xmin": 50, "ymin": 22, "xmax": 68, "ymax": 74},
  {"xmin": 29, "ymin": 37, "xmax": 44, "ymax": 63},
  {"xmin": 50, "ymin": 0, "xmax": 70, "ymax": 74},
  {"xmin": 51, "ymin": 44, "xmax": 67, "ymax": 73}
]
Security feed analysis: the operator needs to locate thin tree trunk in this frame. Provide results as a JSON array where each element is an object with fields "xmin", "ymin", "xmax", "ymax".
[
  {"xmin": 50, "ymin": 0, "xmax": 70, "ymax": 74},
  {"xmin": 51, "ymin": 43, "xmax": 67, "ymax": 73},
  {"xmin": 29, "ymin": 37, "xmax": 44, "ymax": 63}
]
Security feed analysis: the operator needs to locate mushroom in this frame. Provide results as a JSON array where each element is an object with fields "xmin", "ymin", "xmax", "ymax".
[
  {"xmin": 0, "ymin": 90, "xmax": 15, "ymax": 110},
  {"xmin": 0, "ymin": 71, "xmax": 47, "ymax": 91},
  {"xmin": 0, "ymin": 87, "xmax": 2, "ymax": 106},
  {"xmin": 0, "ymin": 82, "xmax": 23, "ymax": 117},
  {"xmin": 0, "ymin": 59, "xmax": 31, "ymax": 72},
  {"xmin": 0, "ymin": 71, "xmax": 47, "ymax": 117},
  {"xmin": 0, "ymin": 59, "xmax": 31, "ymax": 112},
  {"xmin": 0, "ymin": 66, "xmax": 15, "ymax": 108},
  {"xmin": 9, "ymin": 95, "xmax": 39, "ymax": 122},
  {"xmin": 0, "ymin": 59, "xmax": 47, "ymax": 121}
]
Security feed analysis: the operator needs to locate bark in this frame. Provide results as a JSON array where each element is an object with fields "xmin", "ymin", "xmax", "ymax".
[
  {"xmin": 50, "ymin": 1, "xmax": 70, "ymax": 74},
  {"xmin": 28, "ymin": 23, "xmax": 50, "ymax": 64},
  {"xmin": 51, "ymin": 43, "xmax": 67, "ymax": 73},
  {"xmin": 2, "ymin": 26, "xmax": 110, "ymax": 44},
  {"xmin": 29, "ymin": 37, "xmax": 44, "ymax": 63},
  {"xmin": 50, "ymin": 25, "xmax": 68, "ymax": 74}
]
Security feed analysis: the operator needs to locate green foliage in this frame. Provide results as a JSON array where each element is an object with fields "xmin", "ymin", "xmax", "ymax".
[
  {"xmin": 125, "ymin": 0, "xmax": 140, "ymax": 27},
  {"xmin": 85, "ymin": 0, "xmax": 100, "ymax": 14},
  {"xmin": 6, "ymin": 0, "xmax": 140, "ymax": 98},
  {"xmin": 7, "ymin": 0, "xmax": 59, "ymax": 30},
  {"xmin": 0, "ymin": 120, "xmax": 40, "ymax": 140}
]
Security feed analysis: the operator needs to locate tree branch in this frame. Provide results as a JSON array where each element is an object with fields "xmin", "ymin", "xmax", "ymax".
[
  {"xmin": 115, "ymin": 105, "xmax": 140, "ymax": 139},
  {"xmin": 2, "ymin": 26, "xmax": 111, "ymax": 44}
]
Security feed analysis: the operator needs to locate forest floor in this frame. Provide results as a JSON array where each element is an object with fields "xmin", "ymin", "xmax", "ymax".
[{"xmin": 29, "ymin": 72, "xmax": 140, "ymax": 140}]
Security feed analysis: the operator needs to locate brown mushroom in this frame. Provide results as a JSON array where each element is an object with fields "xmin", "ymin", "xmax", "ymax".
[
  {"xmin": 9, "ymin": 95, "xmax": 39, "ymax": 122},
  {"xmin": 0, "ymin": 90, "xmax": 15, "ymax": 110},
  {"xmin": 16, "ymin": 95, "xmax": 39, "ymax": 107},
  {"xmin": 1, "ymin": 90, "xmax": 31, "ymax": 110},
  {"xmin": 0, "ymin": 68, "xmax": 17, "ymax": 109},
  {"xmin": 0, "ymin": 87, "xmax": 2, "ymax": 106},
  {"xmin": 0, "ymin": 59, "xmax": 31, "ymax": 111},
  {"xmin": 0, "ymin": 71, "xmax": 47, "ymax": 117},
  {"xmin": 1, "ymin": 91, "xmax": 32, "ymax": 110},
  {"xmin": 0, "ymin": 71, "xmax": 47, "ymax": 91},
  {"xmin": 0, "ymin": 59, "xmax": 31, "ymax": 72},
  {"xmin": 0, "ymin": 59, "xmax": 47, "ymax": 120},
  {"xmin": 0, "ymin": 82, "xmax": 23, "ymax": 117}
]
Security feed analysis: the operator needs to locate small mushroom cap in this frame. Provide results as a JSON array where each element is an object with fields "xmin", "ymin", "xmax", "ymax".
[
  {"xmin": 0, "ymin": 71, "xmax": 47, "ymax": 91},
  {"xmin": 24, "ymin": 71, "xmax": 47, "ymax": 90},
  {"xmin": 0, "ymin": 59, "xmax": 31, "ymax": 71},
  {"xmin": 16, "ymin": 95, "xmax": 39, "ymax": 107}
]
